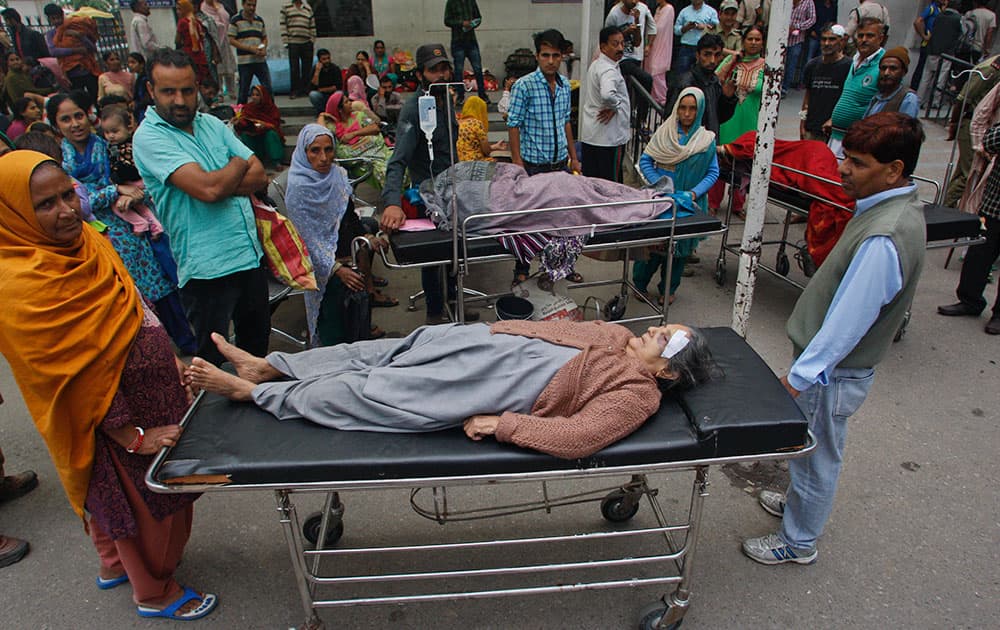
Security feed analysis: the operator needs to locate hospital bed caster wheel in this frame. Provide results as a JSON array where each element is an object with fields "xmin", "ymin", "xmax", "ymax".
[
  {"xmin": 714, "ymin": 260, "xmax": 726, "ymax": 286},
  {"xmin": 600, "ymin": 490, "xmax": 641, "ymax": 523},
  {"xmin": 775, "ymin": 253, "xmax": 790, "ymax": 277},
  {"xmin": 603, "ymin": 295, "xmax": 628, "ymax": 321},
  {"xmin": 638, "ymin": 601, "xmax": 683, "ymax": 630},
  {"xmin": 303, "ymin": 512, "xmax": 344, "ymax": 546}
]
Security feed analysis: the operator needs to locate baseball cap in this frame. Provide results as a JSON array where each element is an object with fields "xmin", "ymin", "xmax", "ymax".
[
  {"xmin": 415, "ymin": 44, "xmax": 450, "ymax": 70},
  {"xmin": 720, "ymin": 0, "xmax": 739, "ymax": 11}
]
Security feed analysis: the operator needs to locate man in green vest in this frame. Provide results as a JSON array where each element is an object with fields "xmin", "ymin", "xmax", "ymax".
[{"xmin": 743, "ymin": 112, "xmax": 927, "ymax": 566}]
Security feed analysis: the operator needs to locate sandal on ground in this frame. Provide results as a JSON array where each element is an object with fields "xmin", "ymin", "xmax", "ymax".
[
  {"xmin": 137, "ymin": 586, "xmax": 218, "ymax": 621},
  {"xmin": 536, "ymin": 275, "xmax": 554, "ymax": 291},
  {"xmin": 567, "ymin": 272, "xmax": 584, "ymax": 283},
  {"xmin": 657, "ymin": 294, "xmax": 677, "ymax": 306},
  {"xmin": 96, "ymin": 574, "xmax": 129, "ymax": 590},
  {"xmin": 370, "ymin": 291, "xmax": 399, "ymax": 308},
  {"xmin": 370, "ymin": 326, "xmax": 387, "ymax": 340},
  {"xmin": 372, "ymin": 276, "xmax": 389, "ymax": 288}
]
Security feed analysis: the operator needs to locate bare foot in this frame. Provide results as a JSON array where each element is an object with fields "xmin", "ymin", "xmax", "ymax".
[
  {"xmin": 186, "ymin": 357, "xmax": 256, "ymax": 401},
  {"xmin": 209, "ymin": 332, "xmax": 280, "ymax": 383}
]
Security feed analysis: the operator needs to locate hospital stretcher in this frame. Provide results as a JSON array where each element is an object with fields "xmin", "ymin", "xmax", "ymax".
[
  {"xmin": 713, "ymin": 164, "xmax": 985, "ymax": 291},
  {"xmin": 382, "ymin": 199, "xmax": 726, "ymax": 324},
  {"xmin": 147, "ymin": 327, "xmax": 814, "ymax": 629}
]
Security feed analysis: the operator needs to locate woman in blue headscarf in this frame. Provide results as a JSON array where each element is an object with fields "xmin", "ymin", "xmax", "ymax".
[
  {"xmin": 632, "ymin": 86, "xmax": 719, "ymax": 305},
  {"xmin": 285, "ymin": 124, "xmax": 391, "ymax": 346}
]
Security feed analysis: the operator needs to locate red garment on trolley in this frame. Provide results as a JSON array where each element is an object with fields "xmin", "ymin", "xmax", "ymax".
[{"xmin": 724, "ymin": 132, "xmax": 855, "ymax": 267}]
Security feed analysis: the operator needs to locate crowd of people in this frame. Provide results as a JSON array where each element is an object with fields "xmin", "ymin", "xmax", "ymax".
[{"xmin": 1, "ymin": 0, "xmax": 1000, "ymax": 625}]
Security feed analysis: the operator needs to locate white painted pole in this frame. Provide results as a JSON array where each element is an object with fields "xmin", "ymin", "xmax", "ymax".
[{"xmin": 730, "ymin": 0, "xmax": 793, "ymax": 338}]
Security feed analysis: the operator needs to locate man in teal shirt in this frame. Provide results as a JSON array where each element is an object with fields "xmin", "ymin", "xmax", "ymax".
[
  {"xmin": 827, "ymin": 17, "xmax": 885, "ymax": 157},
  {"xmin": 134, "ymin": 48, "xmax": 270, "ymax": 365}
]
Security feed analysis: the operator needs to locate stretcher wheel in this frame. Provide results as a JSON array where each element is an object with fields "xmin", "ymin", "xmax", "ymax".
[
  {"xmin": 714, "ymin": 260, "xmax": 726, "ymax": 286},
  {"xmin": 638, "ymin": 602, "xmax": 683, "ymax": 630},
  {"xmin": 600, "ymin": 490, "xmax": 641, "ymax": 522},
  {"xmin": 303, "ymin": 512, "xmax": 344, "ymax": 547},
  {"xmin": 603, "ymin": 295, "xmax": 628, "ymax": 321},
  {"xmin": 775, "ymin": 253, "xmax": 791, "ymax": 277}
]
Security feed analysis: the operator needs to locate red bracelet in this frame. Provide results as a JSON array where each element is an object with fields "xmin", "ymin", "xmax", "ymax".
[{"xmin": 125, "ymin": 427, "xmax": 145, "ymax": 453}]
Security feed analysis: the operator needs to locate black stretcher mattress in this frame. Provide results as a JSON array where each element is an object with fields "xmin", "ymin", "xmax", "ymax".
[
  {"xmin": 389, "ymin": 214, "xmax": 724, "ymax": 265},
  {"xmin": 154, "ymin": 327, "xmax": 807, "ymax": 486},
  {"xmin": 763, "ymin": 187, "xmax": 982, "ymax": 244}
]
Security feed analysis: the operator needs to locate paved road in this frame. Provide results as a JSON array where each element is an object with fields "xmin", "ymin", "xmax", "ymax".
[{"xmin": 1, "ymin": 92, "xmax": 998, "ymax": 629}]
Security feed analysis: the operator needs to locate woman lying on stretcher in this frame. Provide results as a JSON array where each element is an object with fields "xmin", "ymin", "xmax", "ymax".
[{"xmin": 185, "ymin": 320, "xmax": 719, "ymax": 459}]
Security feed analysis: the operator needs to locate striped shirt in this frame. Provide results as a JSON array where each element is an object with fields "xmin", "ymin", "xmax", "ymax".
[
  {"xmin": 829, "ymin": 48, "xmax": 884, "ymax": 140},
  {"xmin": 228, "ymin": 11, "xmax": 267, "ymax": 65},
  {"xmin": 788, "ymin": 0, "xmax": 816, "ymax": 47},
  {"xmin": 506, "ymin": 69, "xmax": 572, "ymax": 165},
  {"xmin": 280, "ymin": 1, "xmax": 315, "ymax": 46}
]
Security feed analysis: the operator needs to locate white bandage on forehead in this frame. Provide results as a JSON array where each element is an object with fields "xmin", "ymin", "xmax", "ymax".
[{"xmin": 660, "ymin": 330, "xmax": 690, "ymax": 359}]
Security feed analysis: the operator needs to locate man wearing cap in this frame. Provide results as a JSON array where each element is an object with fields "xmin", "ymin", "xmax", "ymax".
[
  {"xmin": 800, "ymin": 24, "xmax": 851, "ymax": 142},
  {"xmin": 712, "ymin": 1, "xmax": 742, "ymax": 58},
  {"xmin": 862, "ymin": 48, "xmax": 919, "ymax": 119},
  {"xmin": 380, "ymin": 44, "xmax": 477, "ymax": 324}
]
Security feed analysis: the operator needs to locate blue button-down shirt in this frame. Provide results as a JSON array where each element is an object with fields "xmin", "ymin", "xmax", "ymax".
[
  {"xmin": 506, "ymin": 69, "xmax": 572, "ymax": 165},
  {"xmin": 787, "ymin": 184, "xmax": 915, "ymax": 391}
]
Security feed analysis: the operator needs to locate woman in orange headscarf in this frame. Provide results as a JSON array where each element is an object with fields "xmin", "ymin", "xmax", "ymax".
[
  {"xmin": 0, "ymin": 152, "xmax": 216, "ymax": 621},
  {"xmin": 175, "ymin": 0, "xmax": 210, "ymax": 84}
]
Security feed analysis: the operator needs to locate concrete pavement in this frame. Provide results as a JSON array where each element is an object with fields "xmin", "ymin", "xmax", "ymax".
[{"xmin": 0, "ymin": 91, "xmax": 998, "ymax": 629}]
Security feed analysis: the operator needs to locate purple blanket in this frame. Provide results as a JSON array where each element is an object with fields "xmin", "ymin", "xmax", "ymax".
[{"xmin": 423, "ymin": 162, "xmax": 672, "ymax": 236}]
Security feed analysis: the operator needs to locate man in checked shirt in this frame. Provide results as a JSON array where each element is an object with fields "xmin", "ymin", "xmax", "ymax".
[{"xmin": 506, "ymin": 27, "xmax": 582, "ymax": 285}]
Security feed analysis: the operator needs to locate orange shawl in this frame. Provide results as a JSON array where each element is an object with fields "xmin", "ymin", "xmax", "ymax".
[{"xmin": 0, "ymin": 151, "xmax": 143, "ymax": 521}]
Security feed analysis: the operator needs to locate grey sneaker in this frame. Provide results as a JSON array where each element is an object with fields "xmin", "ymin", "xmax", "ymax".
[
  {"xmin": 742, "ymin": 533, "xmax": 817, "ymax": 565},
  {"xmin": 758, "ymin": 490, "xmax": 785, "ymax": 517}
]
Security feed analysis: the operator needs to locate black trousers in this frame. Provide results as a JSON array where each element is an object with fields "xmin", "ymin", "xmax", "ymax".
[
  {"xmin": 287, "ymin": 42, "xmax": 314, "ymax": 96},
  {"xmin": 581, "ymin": 143, "xmax": 624, "ymax": 183},
  {"xmin": 179, "ymin": 263, "xmax": 271, "ymax": 366},
  {"xmin": 238, "ymin": 62, "xmax": 272, "ymax": 104},
  {"xmin": 957, "ymin": 215, "xmax": 1000, "ymax": 317}
]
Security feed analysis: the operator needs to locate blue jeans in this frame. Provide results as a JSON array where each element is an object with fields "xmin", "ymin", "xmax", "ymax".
[
  {"xmin": 779, "ymin": 367, "xmax": 875, "ymax": 550},
  {"xmin": 309, "ymin": 90, "xmax": 329, "ymax": 114},
  {"xmin": 451, "ymin": 39, "xmax": 486, "ymax": 99},
  {"xmin": 783, "ymin": 42, "xmax": 804, "ymax": 90}
]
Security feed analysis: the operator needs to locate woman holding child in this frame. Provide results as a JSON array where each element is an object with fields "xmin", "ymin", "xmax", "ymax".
[{"xmin": 48, "ymin": 92, "xmax": 194, "ymax": 353}]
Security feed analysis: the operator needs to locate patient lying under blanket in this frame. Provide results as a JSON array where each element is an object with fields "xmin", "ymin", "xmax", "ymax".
[
  {"xmin": 185, "ymin": 320, "xmax": 718, "ymax": 459},
  {"xmin": 422, "ymin": 161, "xmax": 674, "ymax": 236}
]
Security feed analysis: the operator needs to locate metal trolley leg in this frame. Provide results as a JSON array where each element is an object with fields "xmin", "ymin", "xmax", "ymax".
[
  {"xmin": 638, "ymin": 465, "xmax": 710, "ymax": 630},
  {"xmin": 275, "ymin": 490, "xmax": 324, "ymax": 630}
]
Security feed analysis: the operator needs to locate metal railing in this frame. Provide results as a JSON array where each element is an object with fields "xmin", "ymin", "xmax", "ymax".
[
  {"xmin": 922, "ymin": 53, "xmax": 974, "ymax": 121},
  {"xmin": 626, "ymin": 75, "xmax": 666, "ymax": 168}
]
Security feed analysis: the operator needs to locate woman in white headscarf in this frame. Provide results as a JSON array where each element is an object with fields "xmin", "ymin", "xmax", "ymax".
[{"xmin": 633, "ymin": 86, "xmax": 719, "ymax": 305}]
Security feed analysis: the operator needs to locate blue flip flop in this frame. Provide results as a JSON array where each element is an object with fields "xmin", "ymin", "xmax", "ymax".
[
  {"xmin": 96, "ymin": 574, "xmax": 130, "ymax": 590},
  {"xmin": 136, "ymin": 586, "xmax": 218, "ymax": 621}
]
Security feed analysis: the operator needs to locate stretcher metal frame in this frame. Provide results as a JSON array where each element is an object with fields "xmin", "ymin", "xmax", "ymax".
[
  {"xmin": 146, "ymin": 397, "xmax": 814, "ymax": 630},
  {"xmin": 713, "ymin": 165, "xmax": 980, "ymax": 291},
  {"xmin": 378, "ymin": 196, "xmax": 726, "ymax": 326}
]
